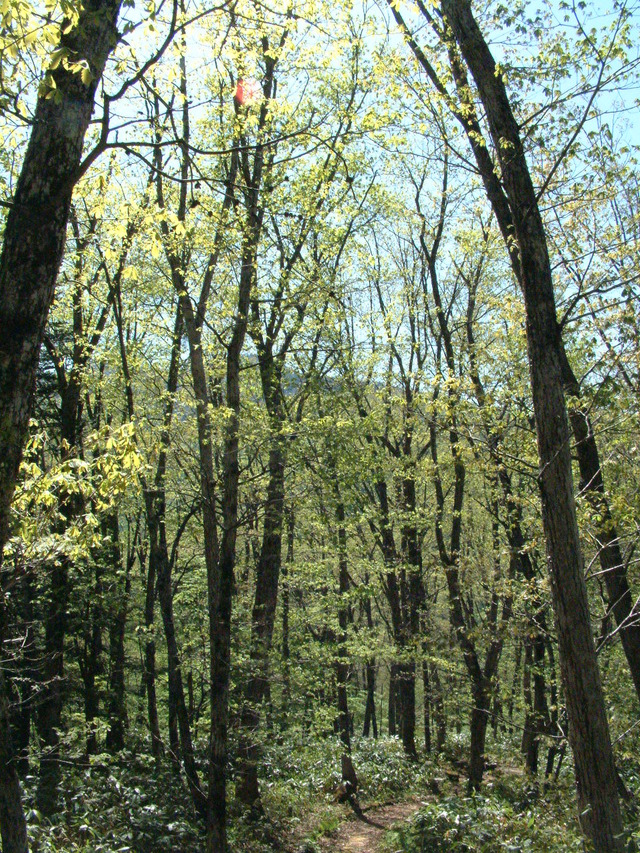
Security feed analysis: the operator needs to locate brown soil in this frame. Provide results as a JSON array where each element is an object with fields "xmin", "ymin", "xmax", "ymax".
[{"xmin": 313, "ymin": 799, "xmax": 424, "ymax": 853}]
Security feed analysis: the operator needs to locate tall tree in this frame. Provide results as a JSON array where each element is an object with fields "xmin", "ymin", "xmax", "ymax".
[
  {"xmin": 0, "ymin": 0, "xmax": 123, "ymax": 845},
  {"xmin": 398, "ymin": 1, "xmax": 624, "ymax": 847}
]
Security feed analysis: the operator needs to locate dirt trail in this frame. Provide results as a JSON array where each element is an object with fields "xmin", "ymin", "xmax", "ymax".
[{"xmin": 316, "ymin": 799, "xmax": 424, "ymax": 853}]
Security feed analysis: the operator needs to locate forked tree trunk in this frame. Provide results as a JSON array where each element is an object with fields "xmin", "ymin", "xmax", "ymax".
[{"xmin": 363, "ymin": 590, "xmax": 378, "ymax": 739}]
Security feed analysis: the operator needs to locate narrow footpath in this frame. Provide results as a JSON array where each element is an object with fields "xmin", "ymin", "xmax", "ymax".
[{"xmin": 314, "ymin": 799, "xmax": 424, "ymax": 853}]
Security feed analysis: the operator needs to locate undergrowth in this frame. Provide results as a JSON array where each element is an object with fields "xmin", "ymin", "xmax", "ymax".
[{"xmin": 19, "ymin": 733, "xmax": 640, "ymax": 853}]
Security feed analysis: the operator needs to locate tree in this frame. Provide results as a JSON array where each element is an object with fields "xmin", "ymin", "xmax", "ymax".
[
  {"xmin": 0, "ymin": 0, "xmax": 123, "ymax": 845},
  {"xmin": 387, "ymin": 0, "xmax": 625, "ymax": 846}
]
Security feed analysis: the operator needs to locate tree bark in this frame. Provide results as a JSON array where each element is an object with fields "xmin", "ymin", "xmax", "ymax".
[
  {"xmin": 430, "ymin": 662, "xmax": 446, "ymax": 752},
  {"xmin": 81, "ymin": 558, "xmax": 104, "ymax": 755},
  {"xmin": 363, "ymin": 661, "xmax": 378, "ymax": 738}
]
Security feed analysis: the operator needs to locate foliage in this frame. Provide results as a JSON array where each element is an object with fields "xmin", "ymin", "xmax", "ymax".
[
  {"xmin": 383, "ymin": 785, "xmax": 586, "ymax": 853},
  {"xmin": 23, "ymin": 752, "xmax": 201, "ymax": 853},
  {"xmin": 1, "ymin": 0, "xmax": 640, "ymax": 851}
]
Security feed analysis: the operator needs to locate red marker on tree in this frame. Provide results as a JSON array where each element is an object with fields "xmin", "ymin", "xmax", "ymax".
[{"xmin": 234, "ymin": 78, "xmax": 261, "ymax": 107}]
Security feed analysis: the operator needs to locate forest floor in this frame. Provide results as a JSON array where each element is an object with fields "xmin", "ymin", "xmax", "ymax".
[{"xmin": 291, "ymin": 797, "xmax": 426, "ymax": 853}]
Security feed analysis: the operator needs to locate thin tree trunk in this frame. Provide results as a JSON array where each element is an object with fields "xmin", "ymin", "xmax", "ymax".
[
  {"xmin": 141, "ymin": 544, "xmax": 162, "ymax": 758},
  {"xmin": 236, "ymin": 442, "xmax": 286, "ymax": 807},
  {"xmin": 0, "ymin": 607, "xmax": 29, "ymax": 853},
  {"xmin": 35, "ymin": 558, "xmax": 67, "ymax": 817},
  {"xmin": 363, "ymin": 661, "xmax": 378, "ymax": 738},
  {"xmin": 140, "ymin": 303, "xmax": 183, "ymax": 762},
  {"xmin": 430, "ymin": 662, "xmax": 446, "ymax": 751},
  {"xmin": 388, "ymin": 664, "xmax": 398, "ymax": 736},
  {"xmin": 422, "ymin": 655, "xmax": 431, "ymax": 753},
  {"xmin": 104, "ymin": 513, "xmax": 131, "ymax": 753},
  {"xmin": 81, "ymin": 559, "xmax": 104, "ymax": 755},
  {"xmin": 8, "ymin": 574, "xmax": 35, "ymax": 776},
  {"xmin": 150, "ymin": 501, "xmax": 206, "ymax": 818},
  {"xmin": 280, "ymin": 508, "xmax": 293, "ymax": 729},
  {"xmin": 335, "ymin": 499, "xmax": 352, "ymax": 754},
  {"xmin": 522, "ymin": 630, "xmax": 549, "ymax": 776},
  {"xmin": 363, "ymin": 588, "xmax": 378, "ymax": 739}
]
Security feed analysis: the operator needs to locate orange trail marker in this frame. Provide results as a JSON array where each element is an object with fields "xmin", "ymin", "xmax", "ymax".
[{"xmin": 234, "ymin": 78, "xmax": 261, "ymax": 106}]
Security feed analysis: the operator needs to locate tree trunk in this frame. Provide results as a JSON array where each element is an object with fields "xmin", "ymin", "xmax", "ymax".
[
  {"xmin": 522, "ymin": 631, "xmax": 548, "ymax": 776},
  {"xmin": 81, "ymin": 559, "xmax": 104, "ymax": 755},
  {"xmin": 8, "ymin": 575, "xmax": 35, "ymax": 776},
  {"xmin": 398, "ymin": 474, "xmax": 422, "ymax": 759},
  {"xmin": 430, "ymin": 663, "xmax": 446, "ymax": 751},
  {"xmin": 236, "ymin": 442, "xmax": 286, "ymax": 807},
  {"xmin": 204, "ymin": 216, "xmax": 255, "ymax": 851},
  {"xmin": 388, "ymin": 664, "xmax": 398, "ymax": 736},
  {"xmin": 363, "ymin": 586, "xmax": 378, "ymax": 739},
  {"xmin": 335, "ymin": 500, "xmax": 352, "ymax": 754},
  {"xmin": 0, "ymin": 0, "xmax": 121, "ymax": 557},
  {"xmin": 35, "ymin": 558, "xmax": 67, "ymax": 817},
  {"xmin": 139, "ymin": 304, "xmax": 183, "ymax": 762},
  {"xmin": 363, "ymin": 661, "xmax": 378, "ymax": 738},
  {"xmin": 104, "ymin": 513, "xmax": 130, "ymax": 753},
  {"xmin": 141, "ymin": 543, "xmax": 162, "ymax": 758},
  {"xmin": 0, "ymin": 605, "xmax": 29, "ymax": 853},
  {"xmin": 149, "ymin": 497, "xmax": 206, "ymax": 819},
  {"xmin": 397, "ymin": 663, "xmax": 417, "ymax": 758},
  {"xmin": 468, "ymin": 681, "xmax": 490, "ymax": 792},
  {"xmin": 560, "ymin": 354, "xmax": 640, "ymax": 704},
  {"xmin": 280, "ymin": 508, "xmax": 293, "ymax": 729},
  {"xmin": 422, "ymin": 657, "xmax": 431, "ymax": 753}
]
